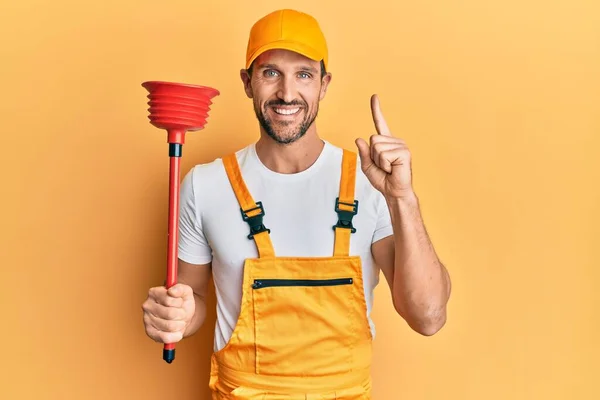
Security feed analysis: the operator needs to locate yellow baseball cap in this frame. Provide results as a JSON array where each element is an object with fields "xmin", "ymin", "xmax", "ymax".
[{"xmin": 245, "ymin": 9, "xmax": 328, "ymax": 70}]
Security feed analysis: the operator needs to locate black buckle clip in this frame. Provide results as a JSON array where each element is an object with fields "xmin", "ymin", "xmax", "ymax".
[
  {"xmin": 241, "ymin": 201, "xmax": 271, "ymax": 239},
  {"xmin": 332, "ymin": 197, "xmax": 359, "ymax": 233}
]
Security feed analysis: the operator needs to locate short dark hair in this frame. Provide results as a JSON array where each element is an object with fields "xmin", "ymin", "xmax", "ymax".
[{"xmin": 247, "ymin": 60, "xmax": 327, "ymax": 79}]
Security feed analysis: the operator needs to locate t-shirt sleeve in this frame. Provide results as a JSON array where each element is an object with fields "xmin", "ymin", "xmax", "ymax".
[
  {"xmin": 177, "ymin": 167, "xmax": 213, "ymax": 264},
  {"xmin": 372, "ymin": 191, "xmax": 394, "ymax": 243}
]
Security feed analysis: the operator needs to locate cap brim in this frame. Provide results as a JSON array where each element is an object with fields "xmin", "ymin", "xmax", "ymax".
[{"xmin": 246, "ymin": 40, "xmax": 323, "ymax": 69}]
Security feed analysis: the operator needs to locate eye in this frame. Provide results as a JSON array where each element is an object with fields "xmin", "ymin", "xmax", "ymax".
[
  {"xmin": 298, "ymin": 72, "xmax": 311, "ymax": 79},
  {"xmin": 263, "ymin": 69, "xmax": 279, "ymax": 77}
]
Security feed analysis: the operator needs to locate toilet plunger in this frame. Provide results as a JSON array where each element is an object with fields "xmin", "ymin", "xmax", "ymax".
[{"xmin": 142, "ymin": 81, "xmax": 220, "ymax": 363}]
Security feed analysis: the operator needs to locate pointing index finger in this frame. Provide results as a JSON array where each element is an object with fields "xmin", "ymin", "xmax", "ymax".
[{"xmin": 371, "ymin": 94, "xmax": 391, "ymax": 136}]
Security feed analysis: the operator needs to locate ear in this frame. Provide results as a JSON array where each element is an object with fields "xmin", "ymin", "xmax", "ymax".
[
  {"xmin": 319, "ymin": 72, "xmax": 332, "ymax": 101},
  {"xmin": 240, "ymin": 68, "xmax": 253, "ymax": 98}
]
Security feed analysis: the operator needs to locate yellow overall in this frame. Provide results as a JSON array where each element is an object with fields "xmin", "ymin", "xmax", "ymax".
[{"xmin": 209, "ymin": 149, "xmax": 373, "ymax": 399}]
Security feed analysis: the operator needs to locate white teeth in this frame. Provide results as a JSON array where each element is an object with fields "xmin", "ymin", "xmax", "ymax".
[{"xmin": 274, "ymin": 107, "xmax": 300, "ymax": 115}]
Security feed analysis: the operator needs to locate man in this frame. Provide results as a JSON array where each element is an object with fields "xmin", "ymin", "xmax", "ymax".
[{"xmin": 142, "ymin": 9, "xmax": 451, "ymax": 399}]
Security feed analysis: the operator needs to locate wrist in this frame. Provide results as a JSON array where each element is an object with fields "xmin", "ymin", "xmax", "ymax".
[
  {"xmin": 385, "ymin": 190, "xmax": 419, "ymax": 208},
  {"xmin": 183, "ymin": 294, "xmax": 201, "ymax": 337}
]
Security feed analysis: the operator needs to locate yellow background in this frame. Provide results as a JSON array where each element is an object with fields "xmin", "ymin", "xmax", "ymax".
[{"xmin": 1, "ymin": 0, "xmax": 598, "ymax": 399}]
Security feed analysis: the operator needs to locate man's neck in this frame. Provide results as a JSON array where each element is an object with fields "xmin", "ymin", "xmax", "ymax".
[{"xmin": 255, "ymin": 130, "xmax": 325, "ymax": 174}]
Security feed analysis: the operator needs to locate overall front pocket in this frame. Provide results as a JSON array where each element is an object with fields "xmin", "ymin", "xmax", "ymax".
[{"xmin": 251, "ymin": 277, "xmax": 355, "ymax": 376}]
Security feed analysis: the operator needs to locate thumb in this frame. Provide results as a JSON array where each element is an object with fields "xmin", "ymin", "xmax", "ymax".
[
  {"xmin": 167, "ymin": 283, "xmax": 193, "ymax": 300},
  {"xmin": 355, "ymin": 138, "xmax": 372, "ymax": 170}
]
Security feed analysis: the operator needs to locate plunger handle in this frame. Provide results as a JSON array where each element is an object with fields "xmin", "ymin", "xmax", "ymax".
[{"xmin": 163, "ymin": 130, "xmax": 184, "ymax": 363}]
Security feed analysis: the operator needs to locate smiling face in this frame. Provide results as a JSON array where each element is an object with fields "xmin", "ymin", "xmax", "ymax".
[{"xmin": 241, "ymin": 49, "xmax": 332, "ymax": 145}]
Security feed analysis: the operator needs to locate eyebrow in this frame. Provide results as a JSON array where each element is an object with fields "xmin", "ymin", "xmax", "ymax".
[
  {"xmin": 257, "ymin": 63, "xmax": 318, "ymax": 73},
  {"xmin": 298, "ymin": 65, "xmax": 319, "ymax": 73}
]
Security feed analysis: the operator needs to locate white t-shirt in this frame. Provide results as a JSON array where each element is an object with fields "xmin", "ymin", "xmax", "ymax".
[{"xmin": 177, "ymin": 140, "xmax": 394, "ymax": 352}]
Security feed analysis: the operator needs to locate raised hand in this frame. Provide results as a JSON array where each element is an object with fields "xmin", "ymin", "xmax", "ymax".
[{"xmin": 355, "ymin": 94, "xmax": 414, "ymax": 199}]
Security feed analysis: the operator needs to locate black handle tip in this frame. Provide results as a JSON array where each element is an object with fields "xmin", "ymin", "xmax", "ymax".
[{"xmin": 163, "ymin": 348, "xmax": 175, "ymax": 364}]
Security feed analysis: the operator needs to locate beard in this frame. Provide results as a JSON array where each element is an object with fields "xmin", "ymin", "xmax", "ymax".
[{"xmin": 253, "ymin": 98, "xmax": 319, "ymax": 145}]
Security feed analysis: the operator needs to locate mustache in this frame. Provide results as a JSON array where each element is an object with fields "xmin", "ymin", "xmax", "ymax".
[{"xmin": 265, "ymin": 100, "xmax": 306, "ymax": 107}]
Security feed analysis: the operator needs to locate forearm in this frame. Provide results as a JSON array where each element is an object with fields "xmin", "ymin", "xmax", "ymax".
[
  {"xmin": 387, "ymin": 192, "xmax": 451, "ymax": 335},
  {"xmin": 183, "ymin": 293, "xmax": 207, "ymax": 337}
]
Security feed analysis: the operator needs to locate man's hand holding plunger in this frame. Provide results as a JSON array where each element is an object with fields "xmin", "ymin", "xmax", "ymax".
[{"xmin": 142, "ymin": 283, "xmax": 196, "ymax": 344}]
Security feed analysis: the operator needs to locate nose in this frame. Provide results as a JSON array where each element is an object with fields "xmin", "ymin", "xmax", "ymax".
[{"xmin": 276, "ymin": 75, "xmax": 295, "ymax": 104}]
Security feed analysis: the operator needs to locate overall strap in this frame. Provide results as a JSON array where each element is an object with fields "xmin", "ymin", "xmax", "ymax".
[
  {"xmin": 222, "ymin": 153, "xmax": 275, "ymax": 258},
  {"xmin": 333, "ymin": 149, "xmax": 359, "ymax": 257}
]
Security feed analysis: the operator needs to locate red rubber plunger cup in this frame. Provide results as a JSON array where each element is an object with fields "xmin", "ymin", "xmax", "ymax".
[{"xmin": 142, "ymin": 81, "xmax": 219, "ymax": 364}]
